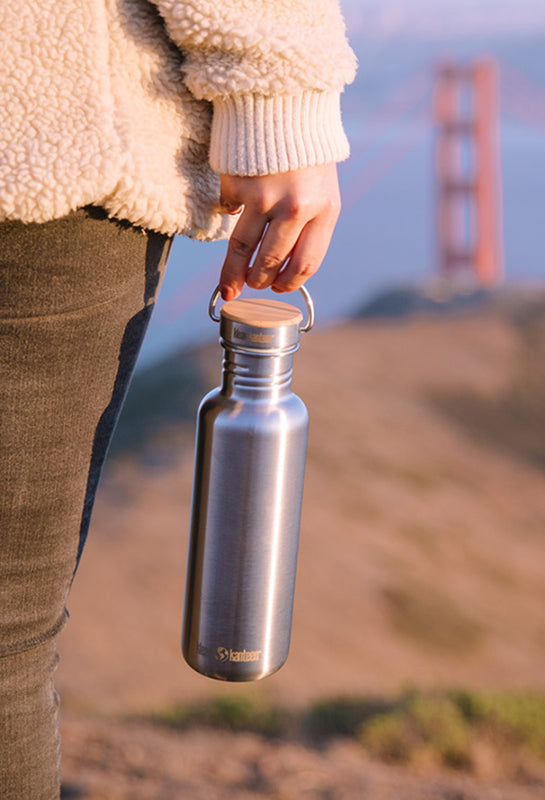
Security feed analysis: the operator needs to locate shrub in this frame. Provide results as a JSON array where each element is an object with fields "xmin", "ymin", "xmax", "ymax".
[
  {"xmin": 150, "ymin": 695, "xmax": 287, "ymax": 738},
  {"xmin": 302, "ymin": 696, "xmax": 392, "ymax": 740},
  {"xmin": 147, "ymin": 688, "xmax": 545, "ymax": 777},
  {"xmin": 360, "ymin": 691, "xmax": 472, "ymax": 770},
  {"xmin": 451, "ymin": 690, "xmax": 545, "ymax": 760}
]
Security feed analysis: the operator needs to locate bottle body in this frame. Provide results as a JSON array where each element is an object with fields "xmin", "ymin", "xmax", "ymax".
[{"xmin": 182, "ymin": 348, "xmax": 308, "ymax": 681}]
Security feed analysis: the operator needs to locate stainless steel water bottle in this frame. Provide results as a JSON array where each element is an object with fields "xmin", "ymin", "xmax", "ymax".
[{"xmin": 182, "ymin": 285, "xmax": 314, "ymax": 681}]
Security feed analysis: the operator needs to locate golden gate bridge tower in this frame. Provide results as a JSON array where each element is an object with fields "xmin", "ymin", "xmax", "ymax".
[{"xmin": 434, "ymin": 59, "xmax": 504, "ymax": 287}]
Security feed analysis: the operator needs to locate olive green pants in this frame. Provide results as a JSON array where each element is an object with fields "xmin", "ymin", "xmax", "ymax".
[{"xmin": 0, "ymin": 208, "xmax": 172, "ymax": 799}]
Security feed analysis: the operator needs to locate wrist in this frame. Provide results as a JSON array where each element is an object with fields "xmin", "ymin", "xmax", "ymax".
[{"xmin": 210, "ymin": 91, "xmax": 350, "ymax": 176}]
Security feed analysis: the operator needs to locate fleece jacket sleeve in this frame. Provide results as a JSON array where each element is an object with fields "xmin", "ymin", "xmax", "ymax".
[{"xmin": 151, "ymin": 0, "xmax": 357, "ymax": 175}]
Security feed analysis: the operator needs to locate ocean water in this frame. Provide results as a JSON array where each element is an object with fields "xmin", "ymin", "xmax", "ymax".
[{"xmin": 137, "ymin": 35, "xmax": 545, "ymax": 369}]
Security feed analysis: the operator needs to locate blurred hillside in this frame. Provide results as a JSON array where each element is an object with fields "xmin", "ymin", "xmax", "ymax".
[{"xmin": 58, "ymin": 287, "xmax": 545, "ymax": 718}]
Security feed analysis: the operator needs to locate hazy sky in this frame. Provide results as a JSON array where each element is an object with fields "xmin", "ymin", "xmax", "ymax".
[{"xmin": 343, "ymin": 0, "xmax": 545, "ymax": 39}]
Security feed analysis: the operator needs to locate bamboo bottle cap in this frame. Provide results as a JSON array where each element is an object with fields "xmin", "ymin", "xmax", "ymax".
[
  {"xmin": 221, "ymin": 298, "xmax": 303, "ymax": 329},
  {"xmin": 220, "ymin": 298, "xmax": 303, "ymax": 350}
]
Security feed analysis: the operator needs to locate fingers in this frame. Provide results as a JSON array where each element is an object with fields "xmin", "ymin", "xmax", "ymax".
[
  {"xmin": 219, "ymin": 203, "xmax": 337, "ymax": 300},
  {"xmin": 220, "ymin": 212, "xmax": 304, "ymax": 300},
  {"xmin": 218, "ymin": 165, "xmax": 341, "ymax": 300},
  {"xmin": 271, "ymin": 214, "xmax": 336, "ymax": 293},
  {"xmin": 268, "ymin": 184, "xmax": 340, "ymax": 293},
  {"xmin": 246, "ymin": 217, "xmax": 302, "ymax": 290},
  {"xmin": 219, "ymin": 208, "xmax": 267, "ymax": 300}
]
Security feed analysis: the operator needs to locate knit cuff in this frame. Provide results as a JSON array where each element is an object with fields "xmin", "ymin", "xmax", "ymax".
[{"xmin": 209, "ymin": 91, "xmax": 350, "ymax": 176}]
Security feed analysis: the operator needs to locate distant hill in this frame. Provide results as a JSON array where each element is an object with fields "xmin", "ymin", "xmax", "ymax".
[
  {"xmin": 355, "ymin": 285, "xmax": 492, "ymax": 319},
  {"xmin": 356, "ymin": 283, "xmax": 545, "ymax": 321},
  {"xmin": 107, "ymin": 340, "xmax": 218, "ymax": 463}
]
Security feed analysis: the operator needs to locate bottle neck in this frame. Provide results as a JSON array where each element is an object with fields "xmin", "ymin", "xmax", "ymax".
[{"xmin": 221, "ymin": 345, "xmax": 296, "ymax": 401}]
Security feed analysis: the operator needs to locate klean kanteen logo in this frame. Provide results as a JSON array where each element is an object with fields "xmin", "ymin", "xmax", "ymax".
[
  {"xmin": 197, "ymin": 641, "xmax": 262, "ymax": 663},
  {"xmin": 216, "ymin": 646, "xmax": 262, "ymax": 663},
  {"xmin": 216, "ymin": 646, "xmax": 229, "ymax": 663},
  {"xmin": 232, "ymin": 326, "xmax": 273, "ymax": 345}
]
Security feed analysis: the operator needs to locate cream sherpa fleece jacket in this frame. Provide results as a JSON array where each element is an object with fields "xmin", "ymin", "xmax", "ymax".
[{"xmin": 0, "ymin": 0, "xmax": 356, "ymax": 238}]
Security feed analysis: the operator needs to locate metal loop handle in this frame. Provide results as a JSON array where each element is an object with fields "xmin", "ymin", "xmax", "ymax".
[
  {"xmin": 208, "ymin": 284, "xmax": 315, "ymax": 333},
  {"xmin": 298, "ymin": 285, "xmax": 315, "ymax": 333},
  {"xmin": 208, "ymin": 285, "xmax": 223, "ymax": 323}
]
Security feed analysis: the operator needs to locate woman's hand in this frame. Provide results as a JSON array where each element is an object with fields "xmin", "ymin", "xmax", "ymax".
[{"xmin": 218, "ymin": 163, "xmax": 341, "ymax": 300}]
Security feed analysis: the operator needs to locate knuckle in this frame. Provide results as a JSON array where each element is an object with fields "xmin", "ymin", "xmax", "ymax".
[
  {"xmin": 229, "ymin": 236, "xmax": 254, "ymax": 259},
  {"xmin": 327, "ymin": 195, "xmax": 342, "ymax": 217},
  {"xmin": 281, "ymin": 197, "xmax": 306, "ymax": 219},
  {"xmin": 259, "ymin": 253, "xmax": 284, "ymax": 272},
  {"xmin": 319, "ymin": 195, "xmax": 341, "ymax": 221},
  {"xmin": 274, "ymin": 261, "xmax": 318, "ymax": 292},
  {"xmin": 296, "ymin": 260, "xmax": 319, "ymax": 278},
  {"xmin": 253, "ymin": 196, "xmax": 271, "ymax": 215},
  {"xmin": 247, "ymin": 271, "xmax": 270, "ymax": 289},
  {"xmin": 245, "ymin": 190, "xmax": 270, "ymax": 215},
  {"xmin": 246, "ymin": 274, "xmax": 262, "ymax": 289}
]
